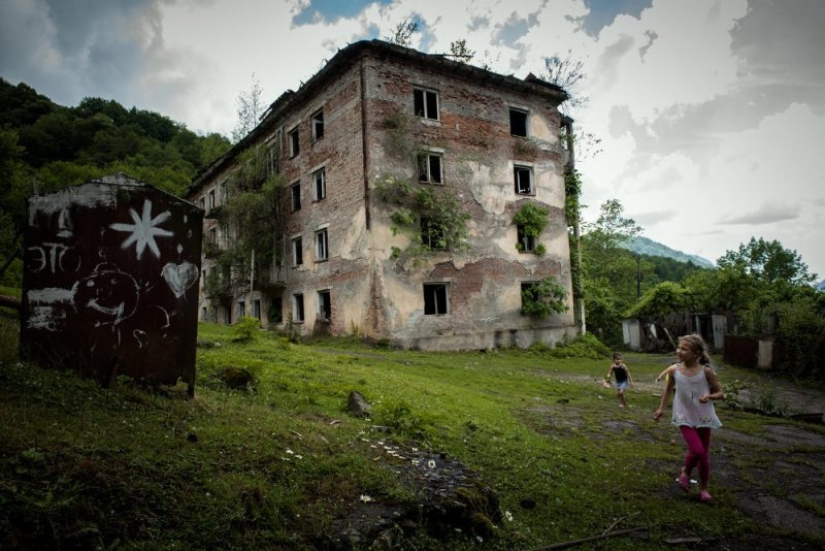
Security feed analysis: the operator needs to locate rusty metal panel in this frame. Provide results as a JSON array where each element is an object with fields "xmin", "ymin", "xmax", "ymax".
[{"xmin": 20, "ymin": 174, "xmax": 203, "ymax": 393}]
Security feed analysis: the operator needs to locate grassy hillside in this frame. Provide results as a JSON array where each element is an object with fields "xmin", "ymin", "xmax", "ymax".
[{"xmin": 1, "ymin": 320, "xmax": 824, "ymax": 550}]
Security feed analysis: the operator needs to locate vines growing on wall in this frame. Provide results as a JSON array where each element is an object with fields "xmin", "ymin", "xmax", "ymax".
[
  {"xmin": 521, "ymin": 277, "xmax": 569, "ymax": 318},
  {"xmin": 513, "ymin": 202, "xmax": 549, "ymax": 255},
  {"xmin": 377, "ymin": 111, "xmax": 472, "ymax": 260}
]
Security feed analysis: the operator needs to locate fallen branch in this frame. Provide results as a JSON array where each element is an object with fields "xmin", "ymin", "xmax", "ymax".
[
  {"xmin": 601, "ymin": 511, "xmax": 640, "ymax": 535},
  {"xmin": 528, "ymin": 526, "xmax": 648, "ymax": 550}
]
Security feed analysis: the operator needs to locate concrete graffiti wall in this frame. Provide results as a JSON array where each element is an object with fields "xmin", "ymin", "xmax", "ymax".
[{"xmin": 20, "ymin": 174, "xmax": 203, "ymax": 392}]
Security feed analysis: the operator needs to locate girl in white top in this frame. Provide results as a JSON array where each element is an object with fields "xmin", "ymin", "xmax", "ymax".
[{"xmin": 654, "ymin": 334, "xmax": 724, "ymax": 503}]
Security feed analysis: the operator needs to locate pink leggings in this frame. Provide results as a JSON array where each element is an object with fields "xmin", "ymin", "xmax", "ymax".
[{"xmin": 680, "ymin": 426, "xmax": 712, "ymax": 486}]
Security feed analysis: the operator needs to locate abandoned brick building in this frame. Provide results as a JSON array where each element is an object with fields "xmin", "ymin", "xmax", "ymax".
[{"xmin": 187, "ymin": 39, "xmax": 580, "ymax": 351}]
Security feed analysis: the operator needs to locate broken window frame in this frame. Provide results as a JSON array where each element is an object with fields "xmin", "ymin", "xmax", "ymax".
[
  {"xmin": 418, "ymin": 152, "xmax": 443, "ymax": 184},
  {"xmin": 291, "ymin": 181, "xmax": 302, "ymax": 211},
  {"xmin": 293, "ymin": 293, "xmax": 305, "ymax": 323},
  {"xmin": 292, "ymin": 236, "xmax": 303, "ymax": 266},
  {"xmin": 289, "ymin": 126, "xmax": 300, "ymax": 158},
  {"xmin": 514, "ymin": 165, "xmax": 534, "ymax": 195},
  {"xmin": 312, "ymin": 109, "xmax": 325, "ymax": 141},
  {"xmin": 315, "ymin": 228, "xmax": 329, "ymax": 261},
  {"xmin": 317, "ymin": 290, "xmax": 332, "ymax": 322},
  {"xmin": 510, "ymin": 108, "xmax": 529, "ymax": 137},
  {"xmin": 420, "ymin": 217, "xmax": 447, "ymax": 250},
  {"xmin": 414, "ymin": 88, "xmax": 439, "ymax": 121},
  {"xmin": 313, "ymin": 167, "xmax": 326, "ymax": 201},
  {"xmin": 423, "ymin": 283, "xmax": 449, "ymax": 315},
  {"xmin": 517, "ymin": 224, "xmax": 538, "ymax": 253}
]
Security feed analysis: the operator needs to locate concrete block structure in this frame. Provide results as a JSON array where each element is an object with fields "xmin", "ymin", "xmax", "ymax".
[{"xmin": 187, "ymin": 39, "xmax": 580, "ymax": 351}]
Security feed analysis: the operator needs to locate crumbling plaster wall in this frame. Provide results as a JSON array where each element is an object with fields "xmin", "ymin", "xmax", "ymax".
[{"xmin": 361, "ymin": 54, "xmax": 575, "ymax": 350}]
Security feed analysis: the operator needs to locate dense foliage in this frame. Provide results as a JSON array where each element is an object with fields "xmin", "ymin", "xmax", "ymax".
[{"xmin": 0, "ymin": 78, "xmax": 231, "ymax": 286}]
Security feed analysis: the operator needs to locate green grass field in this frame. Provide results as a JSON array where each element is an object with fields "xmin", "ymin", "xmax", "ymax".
[{"xmin": 1, "ymin": 318, "xmax": 823, "ymax": 550}]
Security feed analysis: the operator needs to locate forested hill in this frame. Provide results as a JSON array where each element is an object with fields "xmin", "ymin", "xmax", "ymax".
[
  {"xmin": 0, "ymin": 78, "xmax": 231, "ymax": 201},
  {"xmin": 621, "ymin": 235, "xmax": 715, "ymax": 269}
]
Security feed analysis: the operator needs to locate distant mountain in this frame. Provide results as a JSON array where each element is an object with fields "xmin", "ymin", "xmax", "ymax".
[{"xmin": 620, "ymin": 236, "xmax": 715, "ymax": 269}]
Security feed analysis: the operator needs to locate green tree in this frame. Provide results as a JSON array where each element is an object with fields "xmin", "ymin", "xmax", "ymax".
[
  {"xmin": 580, "ymin": 200, "xmax": 643, "ymax": 343},
  {"xmin": 231, "ymin": 74, "xmax": 264, "ymax": 144}
]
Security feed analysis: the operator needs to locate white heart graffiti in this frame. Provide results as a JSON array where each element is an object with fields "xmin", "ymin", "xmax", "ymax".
[{"xmin": 161, "ymin": 262, "xmax": 199, "ymax": 298}]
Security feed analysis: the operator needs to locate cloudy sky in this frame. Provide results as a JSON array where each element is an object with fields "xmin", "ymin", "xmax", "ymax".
[{"xmin": 1, "ymin": 0, "xmax": 823, "ymax": 278}]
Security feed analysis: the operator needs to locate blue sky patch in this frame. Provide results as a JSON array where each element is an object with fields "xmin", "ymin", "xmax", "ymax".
[
  {"xmin": 581, "ymin": 0, "xmax": 653, "ymax": 35},
  {"xmin": 292, "ymin": 0, "xmax": 392, "ymax": 26}
]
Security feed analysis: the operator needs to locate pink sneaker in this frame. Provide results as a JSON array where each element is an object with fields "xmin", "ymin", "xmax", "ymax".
[{"xmin": 699, "ymin": 490, "xmax": 713, "ymax": 503}]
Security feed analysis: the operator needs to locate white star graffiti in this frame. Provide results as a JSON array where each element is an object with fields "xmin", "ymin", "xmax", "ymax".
[{"xmin": 110, "ymin": 199, "xmax": 173, "ymax": 260}]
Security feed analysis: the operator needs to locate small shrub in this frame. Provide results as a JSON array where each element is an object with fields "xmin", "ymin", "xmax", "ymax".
[{"xmin": 232, "ymin": 316, "xmax": 260, "ymax": 342}]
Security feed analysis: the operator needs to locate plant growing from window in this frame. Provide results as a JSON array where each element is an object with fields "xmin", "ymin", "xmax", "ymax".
[
  {"xmin": 513, "ymin": 203, "xmax": 549, "ymax": 255},
  {"xmin": 522, "ymin": 278, "xmax": 568, "ymax": 318},
  {"xmin": 376, "ymin": 176, "xmax": 470, "ymax": 256}
]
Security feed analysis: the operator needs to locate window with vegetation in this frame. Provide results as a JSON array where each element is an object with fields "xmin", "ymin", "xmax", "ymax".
[
  {"xmin": 315, "ymin": 228, "xmax": 328, "ymax": 261},
  {"xmin": 289, "ymin": 126, "xmax": 299, "ymax": 158},
  {"xmin": 513, "ymin": 202, "xmax": 549, "ymax": 255},
  {"xmin": 414, "ymin": 88, "xmax": 439, "ymax": 120},
  {"xmin": 291, "ymin": 181, "xmax": 301, "ymax": 211},
  {"xmin": 420, "ymin": 217, "xmax": 446, "ymax": 250},
  {"xmin": 418, "ymin": 152, "xmax": 443, "ymax": 184},
  {"xmin": 313, "ymin": 168, "xmax": 326, "ymax": 200},
  {"xmin": 521, "ymin": 278, "xmax": 568, "ymax": 318},
  {"xmin": 517, "ymin": 225, "xmax": 538, "ymax": 253},
  {"xmin": 312, "ymin": 109, "xmax": 325, "ymax": 141},
  {"xmin": 376, "ymin": 176, "xmax": 470, "ymax": 257},
  {"xmin": 317, "ymin": 290, "xmax": 331, "ymax": 321},
  {"xmin": 424, "ymin": 283, "xmax": 449, "ymax": 315},
  {"xmin": 510, "ymin": 108, "xmax": 528, "ymax": 137},
  {"xmin": 293, "ymin": 293, "xmax": 305, "ymax": 323},
  {"xmin": 514, "ymin": 165, "xmax": 534, "ymax": 195},
  {"xmin": 292, "ymin": 236, "xmax": 303, "ymax": 266}
]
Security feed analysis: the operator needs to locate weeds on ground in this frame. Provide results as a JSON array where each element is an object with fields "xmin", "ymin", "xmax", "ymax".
[{"xmin": 0, "ymin": 323, "xmax": 820, "ymax": 550}]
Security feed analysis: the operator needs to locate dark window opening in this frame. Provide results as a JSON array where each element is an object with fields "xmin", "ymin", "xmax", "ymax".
[
  {"xmin": 414, "ymin": 89, "xmax": 439, "ymax": 120},
  {"xmin": 517, "ymin": 224, "xmax": 537, "ymax": 253},
  {"xmin": 315, "ymin": 229, "xmax": 328, "ymax": 261},
  {"xmin": 291, "ymin": 182, "xmax": 301, "ymax": 211},
  {"xmin": 314, "ymin": 168, "xmax": 326, "ymax": 200},
  {"xmin": 289, "ymin": 126, "xmax": 300, "ymax": 157},
  {"xmin": 237, "ymin": 301, "xmax": 246, "ymax": 319},
  {"xmin": 293, "ymin": 293, "xmax": 305, "ymax": 322},
  {"xmin": 418, "ymin": 153, "xmax": 443, "ymax": 184},
  {"xmin": 312, "ymin": 110, "xmax": 325, "ymax": 141},
  {"xmin": 252, "ymin": 299, "xmax": 261, "ymax": 320},
  {"xmin": 510, "ymin": 108, "xmax": 528, "ymax": 137},
  {"xmin": 514, "ymin": 166, "xmax": 533, "ymax": 195},
  {"xmin": 292, "ymin": 237, "xmax": 303, "ymax": 266},
  {"xmin": 424, "ymin": 283, "xmax": 449, "ymax": 315},
  {"xmin": 269, "ymin": 297, "xmax": 283, "ymax": 323},
  {"xmin": 318, "ymin": 290, "xmax": 332, "ymax": 322},
  {"xmin": 420, "ymin": 218, "xmax": 446, "ymax": 250}
]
